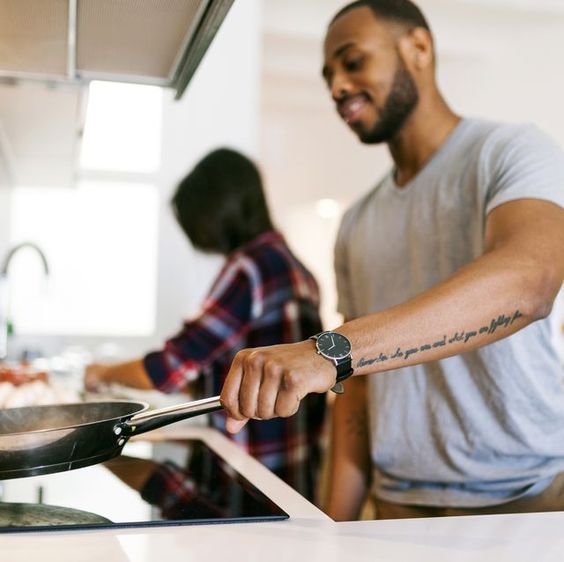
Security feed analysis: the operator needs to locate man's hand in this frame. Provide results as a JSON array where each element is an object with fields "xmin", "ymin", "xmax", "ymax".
[{"xmin": 220, "ymin": 339, "xmax": 337, "ymax": 433}]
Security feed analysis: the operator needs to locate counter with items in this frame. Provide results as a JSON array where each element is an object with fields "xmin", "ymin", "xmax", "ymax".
[
  {"xmin": 0, "ymin": 426, "xmax": 563, "ymax": 561},
  {"xmin": 0, "ymin": 363, "xmax": 80, "ymax": 408}
]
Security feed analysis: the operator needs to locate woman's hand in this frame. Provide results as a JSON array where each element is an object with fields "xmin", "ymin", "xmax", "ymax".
[
  {"xmin": 84, "ymin": 359, "xmax": 155, "ymax": 391},
  {"xmin": 220, "ymin": 340, "xmax": 337, "ymax": 433},
  {"xmin": 84, "ymin": 363, "xmax": 112, "ymax": 391}
]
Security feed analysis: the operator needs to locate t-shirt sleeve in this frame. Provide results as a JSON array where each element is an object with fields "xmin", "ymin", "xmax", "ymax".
[
  {"xmin": 484, "ymin": 124, "xmax": 564, "ymax": 215},
  {"xmin": 334, "ymin": 210, "xmax": 356, "ymax": 320}
]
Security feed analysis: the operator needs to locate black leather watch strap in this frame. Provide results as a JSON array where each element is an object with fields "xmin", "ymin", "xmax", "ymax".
[{"xmin": 335, "ymin": 360, "xmax": 354, "ymax": 383}]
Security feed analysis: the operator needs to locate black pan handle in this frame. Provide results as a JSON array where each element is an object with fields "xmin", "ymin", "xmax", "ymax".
[{"xmin": 114, "ymin": 396, "xmax": 223, "ymax": 437}]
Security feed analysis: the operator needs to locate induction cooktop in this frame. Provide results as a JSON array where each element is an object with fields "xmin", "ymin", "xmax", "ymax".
[{"xmin": 0, "ymin": 438, "xmax": 288, "ymax": 533}]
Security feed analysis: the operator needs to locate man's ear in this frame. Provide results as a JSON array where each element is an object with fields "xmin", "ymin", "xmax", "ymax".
[{"xmin": 399, "ymin": 27, "xmax": 434, "ymax": 71}]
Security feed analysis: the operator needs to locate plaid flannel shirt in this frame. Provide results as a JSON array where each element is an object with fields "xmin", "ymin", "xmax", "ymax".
[{"xmin": 143, "ymin": 230, "xmax": 326, "ymax": 500}]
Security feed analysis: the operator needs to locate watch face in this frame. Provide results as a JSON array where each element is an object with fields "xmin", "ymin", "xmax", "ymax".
[{"xmin": 316, "ymin": 332, "xmax": 351, "ymax": 361}]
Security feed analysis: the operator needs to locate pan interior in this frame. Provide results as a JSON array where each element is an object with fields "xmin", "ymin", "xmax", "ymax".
[{"xmin": 0, "ymin": 401, "xmax": 147, "ymax": 435}]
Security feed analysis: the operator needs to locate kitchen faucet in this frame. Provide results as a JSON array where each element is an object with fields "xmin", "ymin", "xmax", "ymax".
[{"xmin": 0, "ymin": 242, "xmax": 50, "ymax": 361}]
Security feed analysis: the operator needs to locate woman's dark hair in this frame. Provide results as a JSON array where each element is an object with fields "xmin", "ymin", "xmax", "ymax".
[
  {"xmin": 171, "ymin": 148, "xmax": 274, "ymax": 255},
  {"xmin": 331, "ymin": 0, "xmax": 430, "ymax": 32}
]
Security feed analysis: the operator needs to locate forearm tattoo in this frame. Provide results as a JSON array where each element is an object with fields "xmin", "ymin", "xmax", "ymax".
[{"xmin": 356, "ymin": 309, "xmax": 523, "ymax": 369}]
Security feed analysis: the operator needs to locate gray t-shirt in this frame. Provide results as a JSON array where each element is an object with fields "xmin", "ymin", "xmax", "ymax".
[{"xmin": 335, "ymin": 118, "xmax": 564, "ymax": 507}]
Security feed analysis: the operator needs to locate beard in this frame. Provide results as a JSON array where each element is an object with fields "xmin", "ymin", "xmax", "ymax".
[{"xmin": 358, "ymin": 58, "xmax": 419, "ymax": 144}]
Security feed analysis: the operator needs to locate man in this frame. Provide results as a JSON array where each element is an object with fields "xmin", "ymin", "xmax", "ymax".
[{"xmin": 220, "ymin": 0, "xmax": 564, "ymax": 518}]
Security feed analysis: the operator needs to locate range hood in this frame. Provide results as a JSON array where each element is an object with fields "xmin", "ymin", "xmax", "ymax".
[
  {"xmin": 0, "ymin": 0, "xmax": 234, "ymax": 188},
  {"xmin": 0, "ymin": 0, "xmax": 234, "ymax": 99}
]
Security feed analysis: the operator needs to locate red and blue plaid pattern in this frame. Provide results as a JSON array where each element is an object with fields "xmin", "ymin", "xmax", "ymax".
[{"xmin": 143, "ymin": 230, "xmax": 326, "ymax": 500}]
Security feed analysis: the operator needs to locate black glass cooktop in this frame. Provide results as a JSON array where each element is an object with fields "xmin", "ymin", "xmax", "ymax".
[{"xmin": 0, "ymin": 439, "xmax": 288, "ymax": 533}]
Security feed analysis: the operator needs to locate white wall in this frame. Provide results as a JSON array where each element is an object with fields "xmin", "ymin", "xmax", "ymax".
[{"xmin": 0, "ymin": 190, "xmax": 9, "ymax": 263}]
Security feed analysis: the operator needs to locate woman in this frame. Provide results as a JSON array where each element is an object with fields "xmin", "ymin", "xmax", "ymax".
[{"xmin": 85, "ymin": 148, "xmax": 326, "ymax": 501}]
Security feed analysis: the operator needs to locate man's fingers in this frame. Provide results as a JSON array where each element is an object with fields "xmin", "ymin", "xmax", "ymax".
[
  {"xmin": 221, "ymin": 342, "xmax": 314, "ymax": 425},
  {"xmin": 238, "ymin": 350, "xmax": 264, "ymax": 419},
  {"xmin": 225, "ymin": 417, "xmax": 249, "ymax": 434},
  {"xmin": 220, "ymin": 351, "xmax": 246, "ymax": 420},
  {"xmin": 274, "ymin": 370, "xmax": 303, "ymax": 418},
  {"xmin": 256, "ymin": 361, "xmax": 283, "ymax": 419}
]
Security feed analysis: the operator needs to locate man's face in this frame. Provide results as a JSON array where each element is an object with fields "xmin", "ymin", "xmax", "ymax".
[{"xmin": 322, "ymin": 7, "xmax": 419, "ymax": 144}]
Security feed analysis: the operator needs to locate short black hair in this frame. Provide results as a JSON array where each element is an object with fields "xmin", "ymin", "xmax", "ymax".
[
  {"xmin": 171, "ymin": 148, "xmax": 274, "ymax": 255},
  {"xmin": 331, "ymin": 0, "xmax": 431, "ymax": 32}
]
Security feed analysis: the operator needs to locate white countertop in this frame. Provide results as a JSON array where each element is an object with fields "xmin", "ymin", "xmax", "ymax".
[{"xmin": 2, "ymin": 427, "xmax": 563, "ymax": 562}]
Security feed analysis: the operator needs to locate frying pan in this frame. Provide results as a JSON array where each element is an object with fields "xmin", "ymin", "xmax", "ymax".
[{"xmin": 0, "ymin": 396, "xmax": 222, "ymax": 480}]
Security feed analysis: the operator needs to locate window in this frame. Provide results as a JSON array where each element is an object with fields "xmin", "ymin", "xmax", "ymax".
[
  {"xmin": 8, "ymin": 182, "xmax": 158, "ymax": 336},
  {"xmin": 80, "ymin": 81, "xmax": 162, "ymax": 173}
]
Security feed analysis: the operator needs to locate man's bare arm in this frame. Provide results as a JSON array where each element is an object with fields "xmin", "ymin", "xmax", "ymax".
[
  {"xmin": 221, "ymin": 199, "xmax": 564, "ymax": 432},
  {"xmin": 340, "ymin": 198, "xmax": 563, "ymax": 374},
  {"xmin": 323, "ymin": 376, "xmax": 371, "ymax": 521}
]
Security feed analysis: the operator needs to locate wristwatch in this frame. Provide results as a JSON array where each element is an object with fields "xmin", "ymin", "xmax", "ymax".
[{"xmin": 310, "ymin": 331, "xmax": 354, "ymax": 394}]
